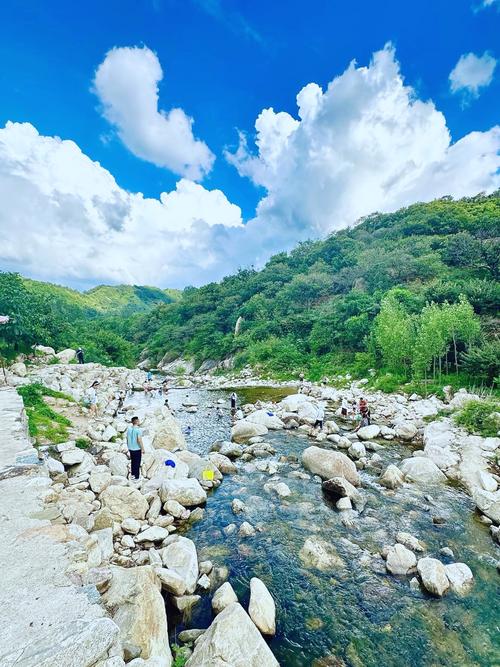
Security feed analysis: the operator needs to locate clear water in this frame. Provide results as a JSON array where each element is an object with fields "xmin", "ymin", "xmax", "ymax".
[{"xmin": 141, "ymin": 386, "xmax": 500, "ymax": 666}]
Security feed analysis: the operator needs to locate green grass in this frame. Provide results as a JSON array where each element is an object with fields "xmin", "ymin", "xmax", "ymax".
[
  {"xmin": 75, "ymin": 436, "xmax": 91, "ymax": 449},
  {"xmin": 171, "ymin": 644, "xmax": 189, "ymax": 667},
  {"xmin": 17, "ymin": 383, "xmax": 73, "ymax": 445},
  {"xmin": 454, "ymin": 399, "xmax": 500, "ymax": 437}
]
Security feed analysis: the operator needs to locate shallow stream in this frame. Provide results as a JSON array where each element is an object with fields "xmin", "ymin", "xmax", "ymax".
[{"xmin": 141, "ymin": 385, "xmax": 500, "ymax": 666}]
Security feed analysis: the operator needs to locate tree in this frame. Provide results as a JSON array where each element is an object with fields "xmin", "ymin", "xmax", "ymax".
[{"xmin": 374, "ymin": 293, "xmax": 415, "ymax": 374}]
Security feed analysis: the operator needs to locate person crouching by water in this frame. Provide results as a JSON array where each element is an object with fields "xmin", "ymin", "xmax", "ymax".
[
  {"xmin": 314, "ymin": 403, "xmax": 325, "ymax": 430},
  {"xmin": 127, "ymin": 416, "xmax": 144, "ymax": 482},
  {"xmin": 358, "ymin": 397, "xmax": 370, "ymax": 424}
]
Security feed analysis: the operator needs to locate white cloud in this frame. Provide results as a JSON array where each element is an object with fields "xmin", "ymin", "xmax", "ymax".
[
  {"xmin": 228, "ymin": 44, "xmax": 500, "ymax": 238},
  {"xmin": 0, "ymin": 122, "xmax": 240, "ymax": 287},
  {"xmin": 449, "ymin": 51, "xmax": 497, "ymax": 98},
  {"xmin": 93, "ymin": 46, "xmax": 214, "ymax": 179},
  {"xmin": 1, "ymin": 45, "xmax": 500, "ymax": 290}
]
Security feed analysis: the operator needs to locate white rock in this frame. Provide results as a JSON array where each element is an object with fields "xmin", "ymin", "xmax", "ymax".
[
  {"xmin": 211, "ymin": 582, "xmax": 238, "ymax": 614},
  {"xmin": 100, "ymin": 485, "xmax": 149, "ymax": 522},
  {"xmin": 249, "ymin": 577, "xmax": 276, "ymax": 635},
  {"xmin": 136, "ymin": 526, "xmax": 169, "ymax": 543},
  {"xmin": 385, "ymin": 544, "xmax": 417, "ymax": 575},
  {"xmin": 121, "ymin": 517, "xmax": 142, "ymax": 534},
  {"xmin": 400, "ymin": 458, "xmax": 447, "ymax": 485},
  {"xmin": 357, "ymin": 425, "xmax": 381, "ymax": 440},
  {"xmin": 94, "ymin": 527, "xmax": 114, "ymax": 561},
  {"xmin": 186, "ymin": 602, "xmax": 278, "ymax": 666},
  {"xmin": 231, "ymin": 498, "xmax": 245, "ymax": 514},
  {"xmin": 246, "ymin": 409, "xmax": 284, "ymax": 430},
  {"xmin": 473, "ymin": 489, "xmax": 500, "ymax": 524},
  {"xmin": 231, "ymin": 420, "xmax": 268, "ymax": 443},
  {"xmin": 161, "ymin": 536, "xmax": 199, "ymax": 594},
  {"xmin": 10, "ymin": 361, "xmax": 27, "ymax": 377},
  {"xmin": 152, "ymin": 410, "xmax": 187, "ymax": 451},
  {"xmin": 239, "ymin": 521, "xmax": 256, "ymax": 537},
  {"xmin": 302, "ymin": 446, "xmax": 360, "ymax": 486},
  {"xmin": 444, "ymin": 563, "xmax": 474, "ymax": 594},
  {"xmin": 108, "ymin": 453, "xmax": 128, "ymax": 477},
  {"xmin": 379, "ymin": 464, "xmax": 405, "ymax": 489},
  {"xmin": 46, "ymin": 457, "xmax": 65, "ymax": 475},
  {"xmin": 90, "ymin": 469, "xmax": 112, "ymax": 494},
  {"xmin": 395, "ymin": 422, "xmax": 418, "ymax": 441},
  {"xmin": 156, "ymin": 568, "xmax": 187, "ymax": 596},
  {"xmin": 417, "ymin": 557, "xmax": 449, "ymax": 596},
  {"xmin": 160, "ymin": 478, "xmax": 207, "ymax": 507},
  {"xmin": 396, "ymin": 531, "xmax": 424, "ymax": 552},
  {"xmin": 56, "ymin": 348, "xmax": 77, "ymax": 363},
  {"xmin": 348, "ymin": 442, "xmax": 366, "ymax": 459},
  {"xmin": 61, "ymin": 448, "xmax": 85, "ymax": 466}
]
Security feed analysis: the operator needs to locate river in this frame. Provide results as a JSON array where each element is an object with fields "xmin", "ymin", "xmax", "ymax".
[{"xmin": 137, "ymin": 384, "xmax": 500, "ymax": 666}]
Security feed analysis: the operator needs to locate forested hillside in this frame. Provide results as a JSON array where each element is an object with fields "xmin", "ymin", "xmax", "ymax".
[
  {"xmin": 135, "ymin": 193, "xmax": 500, "ymax": 392},
  {"xmin": 0, "ymin": 275, "xmax": 177, "ymax": 366}
]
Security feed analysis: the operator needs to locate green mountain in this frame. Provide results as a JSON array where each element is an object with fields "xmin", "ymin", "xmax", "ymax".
[
  {"xmin": 0, "ymin": 275, "xmax": 178, "ymax": 367},
  {"xmin": 23, "ymin": 279, "xmax": 179, "ymax": 316},
  {"xmin": 135, "ymin": 193, "xmax": 500, "ymax": 391}
]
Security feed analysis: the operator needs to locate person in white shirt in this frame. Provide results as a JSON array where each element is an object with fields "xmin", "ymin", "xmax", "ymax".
[
  {"xmin": 314, "ymin": 403, "xmax": 325, "ymax": 430},
  {"xmin": 86, "ymin": 381, "xmax": 99, "ymax": 417},
  {"xmin": 341, "ymin": 397, "xmax": 349, "ymax": 417}
]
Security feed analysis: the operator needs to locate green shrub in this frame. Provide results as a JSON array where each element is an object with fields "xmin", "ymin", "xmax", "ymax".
[
  {"xmin": 454, "ymin": 399, "xmax": 500, "ymax": 437},
  {"xmin": 17, "ymin": 383, "xmax": 73, "ymax": 445},
  {"xmin": 75, "ymin": 437, "xmax": 90, "ymax": 449}
]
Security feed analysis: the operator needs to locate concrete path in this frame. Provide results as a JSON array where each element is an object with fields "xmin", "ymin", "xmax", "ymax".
[{"xmin": 0, "ymin": 387, "xmax": 119, "ymax": 667}]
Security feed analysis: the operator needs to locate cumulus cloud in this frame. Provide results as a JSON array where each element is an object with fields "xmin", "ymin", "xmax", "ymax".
[
  {"xmin": 2, "ymin": 45, "xmax": 500, "ymax": 290},
  {"xmin": 0, "ymin": 122, "xmax": 240, "ymax": 287},
  {"xmin": 449, "ymin": 51, "xmax": 497, "ymax": 98},
  {"xmin": 93, "ymin": 46, "xmax": 214, "ymax": 179},
  {"xmin": 227, "ymin": 44, "xmax": 500, "ymax": 238}
]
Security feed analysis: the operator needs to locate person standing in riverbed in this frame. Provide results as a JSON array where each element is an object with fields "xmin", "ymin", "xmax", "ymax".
[
  {"xmin": 230, "ymin": 392, "xmax": 237, "ymax": 410},
  {"xmin": 127, "ymin": 416, "xmax": 144, "ymax": 482},
  {"xmin": 76, "ymin": 347, "xmax": 84, "ymax": 364}
]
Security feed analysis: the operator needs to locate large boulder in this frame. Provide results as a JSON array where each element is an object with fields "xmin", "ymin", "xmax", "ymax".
[
  {"xmin": 278, "ymin": 393, "xmax": 311, "ymax": 412},
  {"xmin": 212, "ymin": 581, "xmax": 238, "ymax": 614},
  {"xmin": 152, "ymin": 410, "xmax": 187, "ymax": 451},
  {"xmin": 394, "ymin": 422, "xmax": 418, "ymax": 441},
  {"xmin": 385, "ymin": 544, "xmax": 417, "ymax": 575},
  {"xmin": 249, "ymin": 577, "xmax": 276, "ymax": 635},
  {"xmin": 159, "ymin": 478, "xmax": 207, "ymax": 507},
  {"xmin": 161, "ymin": 536, "xmax": 199, "ymax": 594},
  {"xmin": 108, "ymin": 453, "xmax": 129, "ymax": 477},
  {"xmin": 102, "ymin": 566, "xmax": 172, "ymax": 666},
  {"xmin": 56, "ymin": 348, "xmax": 77, "ymax": 364},
  {"xmin": 61, "ymin": 448, "xmax": 85, "ymax": 466},
  {"xmin": 379, "ymin": 464, "xmax": 405, "ymax": 489},
  {"xmin": 356, "ymin": 425, "xmax": 381, "ymax": 441},
  {"xmin": 231, "ymin": 420, "xmax": 268, "ymax": 443},
  {"xmin": 417, "ymin": 557, "xmax": 449, "ymax": 596},
  {"xmin": 302, "ymin": 446, "xmax": 360, "ymax": 486},
  {"xmin": 473, "ymin": 489, "xmax": 500, "ymax": 524},
  {"xmin": 185, "ymin": 603, "xmax": 279, "ymax": 667},
  {"xmin": 99, "ymin": 485, "xmax": 149, "ymax": 522},
  {"xmin": 10, "ymin": 361, "xmax": 27, "ymax": 377},
  {"xmin": 399, "ymin": 458, "xmax": 447, "ymax": 485},
  {"xmin": 246, "ymin": 409, "xmax": 284, "ymax": 430},
  {"xmin": 444, "ymin": 563, "xmax": 474, "ymax": 594}
]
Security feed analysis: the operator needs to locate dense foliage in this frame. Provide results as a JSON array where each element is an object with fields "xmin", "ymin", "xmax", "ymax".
[
  {"xmin": 134, "ymin": 193, "xmax": 499, "ymax": 388},
  {"xmin": 17, "ymin": 383, "xmax": 73, "ymax": 445},
  {"xmin": 0, "ymin": 274, "xmax": 176, "ymax": 366},
  {"xmin": 2, "ymin": 194, "xmax": 499, "ymax": 390}
]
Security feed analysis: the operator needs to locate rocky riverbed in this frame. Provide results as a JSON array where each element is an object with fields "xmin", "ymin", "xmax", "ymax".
[{"xmin": 3, "ymin": 349, "xmax": 500, "ymax": 666}]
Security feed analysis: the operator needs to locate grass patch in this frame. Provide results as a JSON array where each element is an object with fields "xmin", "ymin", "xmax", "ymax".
[
  {"xmin": 171, "ymin": 644, "xmax": 189, "ymax": 667},
  {"xmin": 75, "ymin": 436, "xmax": 91, "ymax": 449},
  {"xmin": 454, "ymin": 399, "xmax": 500, "ymax": 437},
  {"xmin": 17, "ymin": 383, "xmax": 73, "ymax": 445}
]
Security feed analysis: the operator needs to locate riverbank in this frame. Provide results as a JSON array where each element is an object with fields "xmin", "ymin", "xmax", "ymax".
[{"xmin": 3, "ymin": 350, "xmax": 500, "ymax": 666}]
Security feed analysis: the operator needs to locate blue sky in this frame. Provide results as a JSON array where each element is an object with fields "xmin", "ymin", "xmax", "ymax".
[{"xmin": 0, "ymin": 0, "xmax": 499, "ymax": 288}]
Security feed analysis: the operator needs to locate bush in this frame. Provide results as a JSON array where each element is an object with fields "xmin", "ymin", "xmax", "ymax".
[
  {"xmin": 17, "ymin": 383, "xmax": 73, "ymax": 445},
  {"xmin": 454, "ymin": 399, "xmax": 500, "ymax": 437}
]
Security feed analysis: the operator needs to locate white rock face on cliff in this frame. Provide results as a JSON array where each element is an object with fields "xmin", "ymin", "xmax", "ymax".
[
  {"xmin": 185, "ymin": 603, "xmax": 279, "ymax": 667},
  {"xmin": 302, "ymin": 446, "xmax": 360, "ymax": 485}
]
